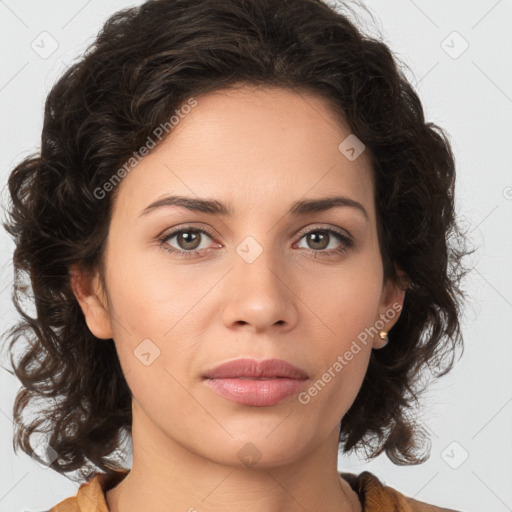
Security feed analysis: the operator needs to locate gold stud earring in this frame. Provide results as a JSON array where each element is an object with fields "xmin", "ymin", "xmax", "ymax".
[{"xmin": 378, "ymin": 330, "xmax": 389, "ymax": 346}]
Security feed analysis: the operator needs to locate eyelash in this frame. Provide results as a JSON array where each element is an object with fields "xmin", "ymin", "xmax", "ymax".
[{"xmin": 158, "ymin": 225, "xmax": 353, "ymax": 260}]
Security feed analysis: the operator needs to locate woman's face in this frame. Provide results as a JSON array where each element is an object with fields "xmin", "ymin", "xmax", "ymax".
[{"xmin": 75, "ymin": 85, "xmax": 404, "ymax": 468}]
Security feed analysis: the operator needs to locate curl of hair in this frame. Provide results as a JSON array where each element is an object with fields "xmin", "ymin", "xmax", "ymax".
[{"xmin": 2, "ymin": 0, "xmax": 473, "ymax": 479}]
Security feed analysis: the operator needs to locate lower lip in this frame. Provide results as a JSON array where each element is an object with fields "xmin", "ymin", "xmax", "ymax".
[{"xmin": 205, "ymin": 378, "xmax": 308, "ymax": 406}]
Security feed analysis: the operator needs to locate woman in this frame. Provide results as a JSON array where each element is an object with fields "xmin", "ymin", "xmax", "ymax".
[{"xmin": 2, "ymin": 0, "xmax": 470, "ymax": 510}]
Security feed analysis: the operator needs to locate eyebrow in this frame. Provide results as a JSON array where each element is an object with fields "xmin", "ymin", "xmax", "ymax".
[{"xmin": 139, "ymin": 194, "xmax": 369, "ymax": 220}]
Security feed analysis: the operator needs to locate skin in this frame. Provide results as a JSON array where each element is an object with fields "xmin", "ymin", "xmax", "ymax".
[{"xmin": 72, "ymin": 84, "xmax": 406, "ymax": 512}]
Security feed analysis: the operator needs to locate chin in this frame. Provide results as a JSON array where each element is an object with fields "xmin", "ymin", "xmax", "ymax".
[{"xmin": 199, "ymin": 429, "xmax": 317, "ymax": 469}]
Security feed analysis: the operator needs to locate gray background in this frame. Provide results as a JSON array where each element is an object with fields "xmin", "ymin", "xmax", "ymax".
[{"xmin": 1, "ymin": 1, "xmax": 511, "ymax": 511}]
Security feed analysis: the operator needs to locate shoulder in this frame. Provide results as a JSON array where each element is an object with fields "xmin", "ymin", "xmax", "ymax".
[
  {"xmin": 48, "ymin": 494, "xmax": 80, "ymax": 512},
  {"xmin": 340, "ymin": 471, "xmax": 462, "ymax": 512},
  {"xmin": 48, "ymin": 470, "xmax": 129, "ymax": 512}
]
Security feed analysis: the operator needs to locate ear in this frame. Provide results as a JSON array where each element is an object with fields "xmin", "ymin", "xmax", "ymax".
[
  {"xmin": 69, "ymin": 263, "xmax": 114, "ymax": 340},
  {"xmin": 373, "ymin": 267, "xmax": 409, "ymax": 349}
]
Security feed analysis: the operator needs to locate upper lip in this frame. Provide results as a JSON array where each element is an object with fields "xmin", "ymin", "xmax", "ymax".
[{"xmin": 202, "ymin": 358, "xmax": 309, "ymax": 379}]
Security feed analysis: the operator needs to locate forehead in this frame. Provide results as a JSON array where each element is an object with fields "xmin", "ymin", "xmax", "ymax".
[{"xmin": 111, "ymin": 85, "xmax": 375, "ymax": 222}]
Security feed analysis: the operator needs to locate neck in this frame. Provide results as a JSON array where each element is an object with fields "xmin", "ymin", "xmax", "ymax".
[{"xmin": 106, "ymin": 402, "xmax": 361, "ymax": 512}]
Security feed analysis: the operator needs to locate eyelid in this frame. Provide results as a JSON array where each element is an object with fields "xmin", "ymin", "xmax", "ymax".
[
  {"xmin": 158, "ymin": 223, "xmax": 354, "ymax": 266},
  {"xmin": 294, "ymin": 223, "xmax": 353, "ymax": 242},
  {"xmin": 160, "ymin": 222, "xmax": 353, "ymax": 244},
  {"xmin": 159, "ymin": 223, "xmax": 217, "ymax": 240}
]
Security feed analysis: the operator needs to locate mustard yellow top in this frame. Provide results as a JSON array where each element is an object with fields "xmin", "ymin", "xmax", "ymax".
[{"xmin": 48, "ymin": 470, "xmax": 460, "ymax": 511}]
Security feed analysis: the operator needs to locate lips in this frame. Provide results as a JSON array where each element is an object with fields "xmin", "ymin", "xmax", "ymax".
[
  {"xmin": 202, "ymin": 358, "xmax": 309, "ymax": 407},
  {"xmin": 202, "ymin": 358, "xmax": 309, "ymax": 380}
]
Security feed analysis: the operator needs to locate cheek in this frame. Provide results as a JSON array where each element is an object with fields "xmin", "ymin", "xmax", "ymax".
[
  {"xmin": 105, "ymin": 245, "xmax": 201, "ymax": 338},
  {"xmin": 302, "ymin": 256, "xmax": 383, "ymax": 407},
  {"xmin": 311, "ymin": 256, "xmax": 384, "ymax": 341},
  {"xmin": 312, "ymin": 289, "xmax": 376, "ymax": 390},
  {"xmin": 299, "ymin": 304, "xmax": 375, "ymax": 432},
  {"xmin": 104, "ymin": 248, "xmax": 216, "ymax": 398}
]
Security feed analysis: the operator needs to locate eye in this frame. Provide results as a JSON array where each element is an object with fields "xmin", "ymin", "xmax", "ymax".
[
  {"xmin": 158, "ymin": 224, "xmax": 354, "ymax": 259},
  {"xmin": 295, "ymin": 227, "xmax": 353, "ymax": 258},
  {"xmin": 159, "ymin": 226, "xmax": 219, "ymax": 258}
]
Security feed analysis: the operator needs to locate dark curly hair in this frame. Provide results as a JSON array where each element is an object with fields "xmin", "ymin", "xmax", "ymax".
[{"xmin": 1, "ymin": 0, "xmax": 472, "ymax": 481}]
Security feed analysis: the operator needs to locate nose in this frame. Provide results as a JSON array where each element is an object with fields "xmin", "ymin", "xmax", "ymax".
[{"xmin": 221, "ymin": 245, "xmax": 299, "ymax": 334}]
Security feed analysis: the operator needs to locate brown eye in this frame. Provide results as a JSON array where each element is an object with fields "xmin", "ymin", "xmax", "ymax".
[
  {"xmin": 174, "ymin": 230, "xmax": 202, "ymax": 250},
  {"xmin": 161, "ymin": 227, "xmax": 216, "ymax": 255},
  {"xmin": 296, "ymin": 228, "xmax": 353, "ymax": 256},
  {"xmin": 304, "ymin": 230, "xmax": 330, "ymax": 250}
]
